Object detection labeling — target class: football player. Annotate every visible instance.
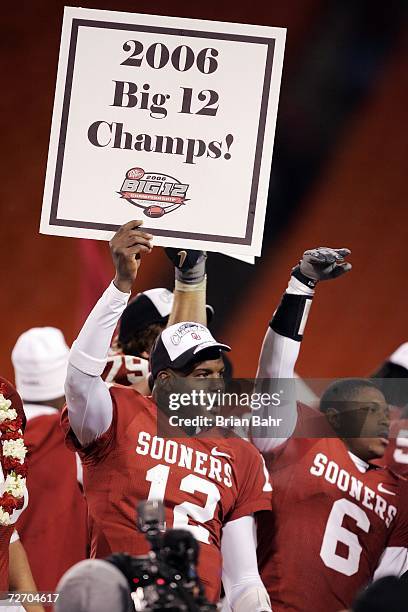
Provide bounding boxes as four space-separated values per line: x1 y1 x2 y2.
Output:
102 287 172 388
62 221 272 612
253 248 408 612
102 248 209 393
11 327 87 594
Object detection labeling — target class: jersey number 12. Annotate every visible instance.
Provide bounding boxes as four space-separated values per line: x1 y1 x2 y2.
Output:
146 464 220 544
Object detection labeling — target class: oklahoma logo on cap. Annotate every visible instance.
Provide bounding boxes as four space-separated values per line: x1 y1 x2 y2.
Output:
151 322 231 379
170 323 205 347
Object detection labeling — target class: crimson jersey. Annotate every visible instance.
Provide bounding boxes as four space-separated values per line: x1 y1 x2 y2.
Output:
102 349 149 386
16 406 88 592
0 377 26 590
61 386 272 602
257 404 408 612
0 526 14 591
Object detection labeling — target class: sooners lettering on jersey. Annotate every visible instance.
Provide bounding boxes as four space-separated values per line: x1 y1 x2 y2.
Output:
61 387 272 602
102 349 149 386
257 404 408 612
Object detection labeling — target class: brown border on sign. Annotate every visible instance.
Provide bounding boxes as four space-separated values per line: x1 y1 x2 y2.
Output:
49 19 276 244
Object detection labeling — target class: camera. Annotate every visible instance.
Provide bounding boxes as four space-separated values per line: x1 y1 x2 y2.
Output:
106 500 217 612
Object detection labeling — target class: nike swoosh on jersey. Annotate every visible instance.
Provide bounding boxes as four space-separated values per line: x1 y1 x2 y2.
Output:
177 250 187 268
211 447 231 459
378 483 396 496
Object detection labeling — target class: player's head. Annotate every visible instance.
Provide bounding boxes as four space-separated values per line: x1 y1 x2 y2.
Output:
118 288 174 358
150 322 230 382
118 289 215 360
11 327 69 409
320 378 390 461
149 322 230 418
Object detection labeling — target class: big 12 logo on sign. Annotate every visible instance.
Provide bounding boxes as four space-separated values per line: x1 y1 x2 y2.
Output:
118 167 189 218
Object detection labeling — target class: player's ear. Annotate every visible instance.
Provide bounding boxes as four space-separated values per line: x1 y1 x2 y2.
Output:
157 370 170 381
154 370 174 391
152 370 173 403
325 406 341 431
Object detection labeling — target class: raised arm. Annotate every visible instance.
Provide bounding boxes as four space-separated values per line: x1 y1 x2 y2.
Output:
65 221 153 446
253 247 352 453
165 249 207 326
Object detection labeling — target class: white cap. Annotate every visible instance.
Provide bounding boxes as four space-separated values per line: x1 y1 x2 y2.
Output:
150 321 230 379
143 288 174 316
11 327 69 401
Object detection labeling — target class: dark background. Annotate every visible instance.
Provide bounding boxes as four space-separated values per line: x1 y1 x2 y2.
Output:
1 0 407 380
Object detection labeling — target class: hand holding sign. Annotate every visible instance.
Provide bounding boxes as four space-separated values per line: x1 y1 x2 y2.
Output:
110 220 153 293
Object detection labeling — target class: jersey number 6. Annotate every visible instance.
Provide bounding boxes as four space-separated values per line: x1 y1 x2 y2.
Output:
320 499 370 576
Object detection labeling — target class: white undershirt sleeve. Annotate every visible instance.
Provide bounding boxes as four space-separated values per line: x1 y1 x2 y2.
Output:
256 327 300 380
69 281 130 376
221 515 271 611
252 328 300 454
252 278 314 454
10 530 19 544
65 365 114 446
65 281 130 446
373 546 408 580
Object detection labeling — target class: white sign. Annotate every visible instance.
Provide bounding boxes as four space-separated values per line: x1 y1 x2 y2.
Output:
40 7 286 259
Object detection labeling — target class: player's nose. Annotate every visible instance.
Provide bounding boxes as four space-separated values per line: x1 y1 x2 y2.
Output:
379 409 390 429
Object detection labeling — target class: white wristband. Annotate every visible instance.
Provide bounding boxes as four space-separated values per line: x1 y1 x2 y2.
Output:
286 275 315 297
174 276 207 292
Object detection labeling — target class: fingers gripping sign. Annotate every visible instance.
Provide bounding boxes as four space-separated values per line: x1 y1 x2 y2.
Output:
110 220 153 292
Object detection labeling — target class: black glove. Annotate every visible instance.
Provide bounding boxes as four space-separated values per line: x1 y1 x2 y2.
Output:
292 247 352 287
165 248 207 284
